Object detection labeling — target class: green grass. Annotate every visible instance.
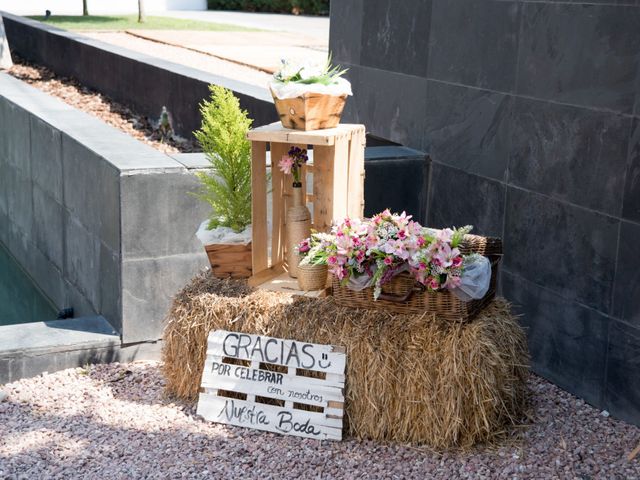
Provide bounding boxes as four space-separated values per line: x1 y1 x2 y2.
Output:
27 15 260 31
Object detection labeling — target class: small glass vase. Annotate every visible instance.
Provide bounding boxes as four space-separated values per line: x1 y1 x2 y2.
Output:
286 183 311 278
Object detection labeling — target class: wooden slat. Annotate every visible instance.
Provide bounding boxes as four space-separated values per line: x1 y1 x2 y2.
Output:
197 394 343 440
332 135 350 222
347 127 366 219
312 144 334 232
247 122 364 146
202 358 345 405
251 141 268 274
247 263 285 287
254 271 326 298
269 143 288 267
207 330 347 374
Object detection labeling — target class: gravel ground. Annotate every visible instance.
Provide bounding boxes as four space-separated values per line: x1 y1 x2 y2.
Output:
1 362 639 479
7 59 199 154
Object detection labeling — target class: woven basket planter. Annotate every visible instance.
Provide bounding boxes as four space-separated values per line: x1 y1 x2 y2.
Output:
204 242 252 279
297 263 329 291
271 90 347 131
331 233 503 321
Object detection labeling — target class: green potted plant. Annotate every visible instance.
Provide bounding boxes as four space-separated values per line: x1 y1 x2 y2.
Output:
194 85 253 278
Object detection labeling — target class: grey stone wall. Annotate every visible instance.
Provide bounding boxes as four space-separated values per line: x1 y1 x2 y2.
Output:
331 0 640 425
0 73 209 344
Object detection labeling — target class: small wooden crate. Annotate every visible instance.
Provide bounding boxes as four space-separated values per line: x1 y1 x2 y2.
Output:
247 122 366 289
204 243 252 279
271 90 347 131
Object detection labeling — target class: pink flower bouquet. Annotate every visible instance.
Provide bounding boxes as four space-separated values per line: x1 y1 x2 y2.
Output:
318 210 473 299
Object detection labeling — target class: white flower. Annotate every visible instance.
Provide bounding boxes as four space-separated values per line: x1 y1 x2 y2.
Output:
298 60 324 80
276 58 300 81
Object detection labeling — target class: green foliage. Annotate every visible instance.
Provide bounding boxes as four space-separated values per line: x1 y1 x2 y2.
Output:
206 0 329 15
194 85 253 233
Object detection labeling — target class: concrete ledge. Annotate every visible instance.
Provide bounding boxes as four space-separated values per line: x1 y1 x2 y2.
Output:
0 316 119 356
0 71 210 350
0 316 162 384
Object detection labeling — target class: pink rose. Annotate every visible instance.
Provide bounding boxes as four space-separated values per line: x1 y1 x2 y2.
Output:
328 255 337 265
452 256 463 267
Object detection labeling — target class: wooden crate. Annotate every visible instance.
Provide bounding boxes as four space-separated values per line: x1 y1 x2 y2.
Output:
247 122 366 289
271 91 347 131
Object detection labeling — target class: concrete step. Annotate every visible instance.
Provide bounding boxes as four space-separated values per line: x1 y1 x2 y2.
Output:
0 316 160 384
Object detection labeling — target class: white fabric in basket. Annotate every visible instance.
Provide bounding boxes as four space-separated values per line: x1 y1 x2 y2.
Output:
269 78 353 100
450 254 492 301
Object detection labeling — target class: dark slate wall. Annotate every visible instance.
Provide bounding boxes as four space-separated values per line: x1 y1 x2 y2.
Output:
331 0 640 425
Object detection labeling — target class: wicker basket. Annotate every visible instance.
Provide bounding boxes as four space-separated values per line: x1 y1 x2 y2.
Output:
458 233 502 256
331 232 503 320
297 263 329 291
332 256 501 321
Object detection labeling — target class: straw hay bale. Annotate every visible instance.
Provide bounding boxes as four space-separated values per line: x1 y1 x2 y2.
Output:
163 272 529 448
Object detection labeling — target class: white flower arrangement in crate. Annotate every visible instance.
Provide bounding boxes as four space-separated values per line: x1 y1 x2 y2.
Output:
268 56 353 131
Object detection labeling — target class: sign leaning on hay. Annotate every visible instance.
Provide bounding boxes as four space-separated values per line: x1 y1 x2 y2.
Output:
197 330 346 440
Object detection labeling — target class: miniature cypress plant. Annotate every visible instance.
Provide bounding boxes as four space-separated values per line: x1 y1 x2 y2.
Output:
194 85 253 233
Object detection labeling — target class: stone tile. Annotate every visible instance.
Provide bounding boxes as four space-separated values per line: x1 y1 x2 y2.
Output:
422 81 512 181
605 320 640 425
428 0 520 92
32 185 64 267
64 214 101 310
167 152 211 170
1 99 30 176
5 166 33 239
0 210 8 247
24 245 65 311
63 280 97 319
504 187 619 313
120 171 209 259
364 148 430 224
61 134 121 250
509 98 630 216
612 221 640 325
350 65 427 148
517 3 640 113
427 164 505 237
0 156 8 218
30 115 63 203
622 119 640 223
502 271 608 407
121 253 208 343
337 64 360 124
360 0 432 77
329 0 363 66
99 244 122 335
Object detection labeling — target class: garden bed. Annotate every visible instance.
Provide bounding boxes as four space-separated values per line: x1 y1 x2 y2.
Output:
7 57 200 154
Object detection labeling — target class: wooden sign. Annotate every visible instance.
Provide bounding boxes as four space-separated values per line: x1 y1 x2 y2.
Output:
0 16 12 70
197 330 346 440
